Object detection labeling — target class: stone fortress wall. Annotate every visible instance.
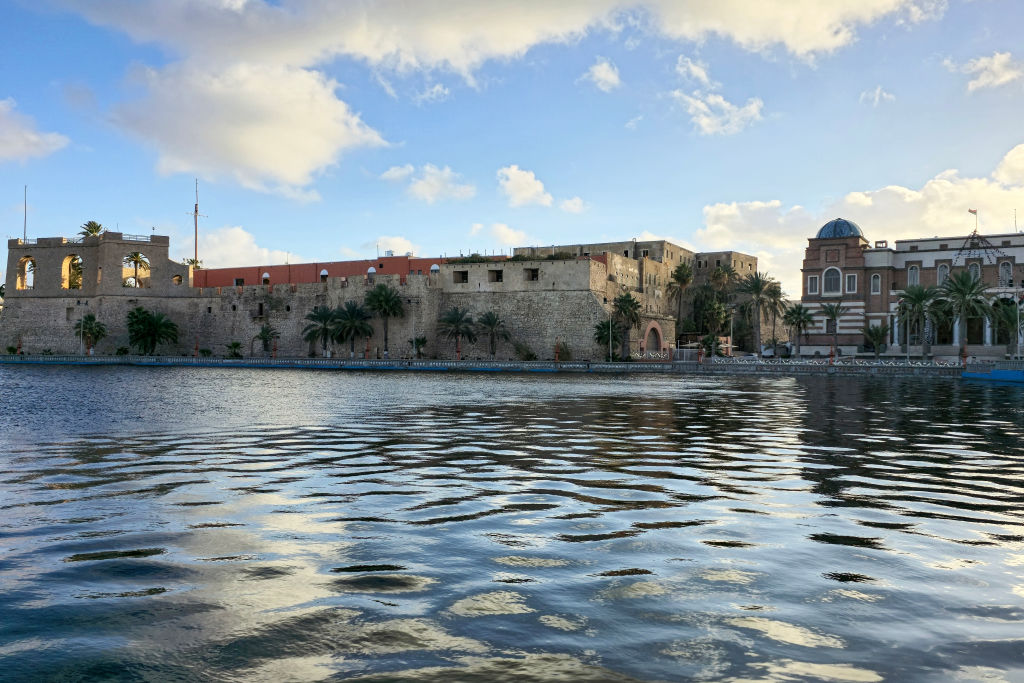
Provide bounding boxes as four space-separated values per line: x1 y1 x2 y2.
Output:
0 232 729 360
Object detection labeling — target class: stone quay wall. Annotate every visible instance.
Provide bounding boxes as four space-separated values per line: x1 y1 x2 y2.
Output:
2 247 675 361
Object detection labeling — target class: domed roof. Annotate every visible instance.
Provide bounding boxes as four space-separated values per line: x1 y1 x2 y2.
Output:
816 218 864 239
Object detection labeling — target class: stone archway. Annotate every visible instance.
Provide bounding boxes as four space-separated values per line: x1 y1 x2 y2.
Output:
640 320 664 356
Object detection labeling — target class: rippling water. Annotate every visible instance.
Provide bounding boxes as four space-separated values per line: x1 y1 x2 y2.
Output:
2 367 1023 682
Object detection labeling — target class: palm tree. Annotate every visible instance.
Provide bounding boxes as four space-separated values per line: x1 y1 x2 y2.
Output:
365 284 404 358
594 319 624 361
73 313 107 354
991 300 1023 358
666 262 694 333
182 258 203 269
438 307 476 360
409 335 427 359
123 252 150 288
820 302 847 354
334 301 373 358
126 307 178 355
736 271 775 357
225 341 244 358
941 270 992 358
782 304 814 358
476 311 511 358
251 323 280 356
710 264 737 293
765 281 785 354
863 323 890 360
302 306 337 357
79 221 104 237
897 285 941 357
613 293 642 360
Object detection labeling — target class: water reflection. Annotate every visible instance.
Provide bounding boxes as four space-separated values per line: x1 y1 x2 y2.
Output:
0 369 1023 681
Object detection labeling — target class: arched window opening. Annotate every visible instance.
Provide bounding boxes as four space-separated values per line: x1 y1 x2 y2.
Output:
16 256 36 290
969 263 980 281
429 264 440 273
823 267 841 294
172 274 183 286
320 268 329 283
62 254 83 290
122 252 150 288
938 264 949 284
871 273 881 294
262 272 270 285
907 265 919 287
367 267 377 274
999 261 1012 287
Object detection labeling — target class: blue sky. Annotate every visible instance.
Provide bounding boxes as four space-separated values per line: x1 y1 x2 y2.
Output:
2 0 1023 294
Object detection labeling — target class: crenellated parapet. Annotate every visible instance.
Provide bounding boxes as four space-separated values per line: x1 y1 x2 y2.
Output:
5 233 192 299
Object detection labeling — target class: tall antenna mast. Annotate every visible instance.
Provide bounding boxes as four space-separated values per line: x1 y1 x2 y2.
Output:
186 178 206 264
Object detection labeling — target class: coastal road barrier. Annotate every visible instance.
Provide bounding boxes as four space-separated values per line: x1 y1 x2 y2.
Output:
0 354 967 378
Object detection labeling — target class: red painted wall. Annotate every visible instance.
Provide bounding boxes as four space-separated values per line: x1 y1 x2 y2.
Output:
191 255 501 288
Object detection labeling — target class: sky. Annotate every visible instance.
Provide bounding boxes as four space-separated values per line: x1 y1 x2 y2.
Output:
2 0 1023 296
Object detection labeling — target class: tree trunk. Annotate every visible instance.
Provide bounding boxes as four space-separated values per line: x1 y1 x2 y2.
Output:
620 329 629 361
383 318 389 357
457 335 462 361
920 312 929 357
752 304 761 357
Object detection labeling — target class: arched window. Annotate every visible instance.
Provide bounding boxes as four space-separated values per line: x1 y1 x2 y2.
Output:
261 272 270 285
908 265 919 287
871 273 881 294
823 267 841 294
16 256 35 290
999 261 1012 287
938 264 949 284
319 268 329 283
61 254 83 290
171 274 182 286
367 267 376 274
969 263 980 281
429 264 440 273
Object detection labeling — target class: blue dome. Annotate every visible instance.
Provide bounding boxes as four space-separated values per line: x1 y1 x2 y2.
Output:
816 218 864 239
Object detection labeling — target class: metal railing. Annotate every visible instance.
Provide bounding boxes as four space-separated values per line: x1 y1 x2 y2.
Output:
711 356 962 368
121 234 152 242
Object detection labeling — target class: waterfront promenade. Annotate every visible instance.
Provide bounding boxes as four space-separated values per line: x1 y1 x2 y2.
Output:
0 354 965 378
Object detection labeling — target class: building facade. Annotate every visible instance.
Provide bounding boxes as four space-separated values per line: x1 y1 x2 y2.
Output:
2 234 756 360
801 218 1024 358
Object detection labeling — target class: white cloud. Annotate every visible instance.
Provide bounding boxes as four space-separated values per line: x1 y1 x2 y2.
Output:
0 98 69 163
945 51 1023 92
859 85 895 106
69 1 939 73
670 90 763 135
582 58 621 92
675 55 715 88
647 0 943 60
625 115 643 129
114 63 384 198
993 143 1024 186
407 163 476 203
368 235 420 256
469 222 483 235
560 196 587 213
415 83 450 103
190 226 299 268
380 164 415 181
491 222 530 246
497 165 553 207
696 142 1024 296
63 1 944 195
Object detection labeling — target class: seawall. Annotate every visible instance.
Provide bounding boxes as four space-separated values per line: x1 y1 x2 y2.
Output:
0 355 965 378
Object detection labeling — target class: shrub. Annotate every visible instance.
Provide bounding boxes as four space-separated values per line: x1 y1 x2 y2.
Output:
5 346 16 355
554 340 572 361
116 346 130 355
514 342 537 361
198 348 212 357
